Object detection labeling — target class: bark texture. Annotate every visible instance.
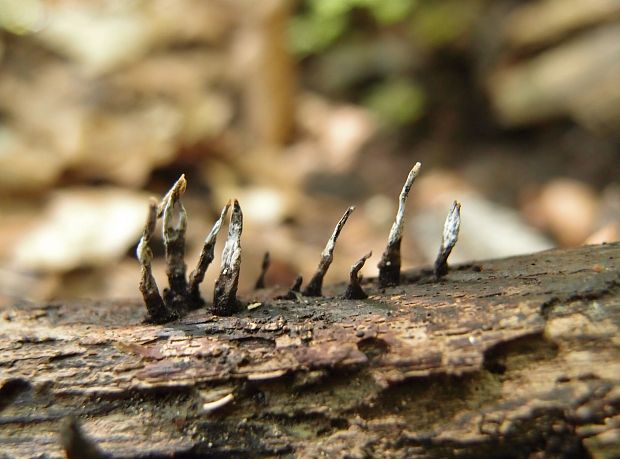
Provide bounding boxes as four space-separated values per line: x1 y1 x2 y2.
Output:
1 243 619 459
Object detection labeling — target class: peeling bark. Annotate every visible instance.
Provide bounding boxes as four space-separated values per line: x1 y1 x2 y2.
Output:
1 243 619 458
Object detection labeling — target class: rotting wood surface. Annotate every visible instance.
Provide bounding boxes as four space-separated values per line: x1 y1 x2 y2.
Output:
1 243 619 459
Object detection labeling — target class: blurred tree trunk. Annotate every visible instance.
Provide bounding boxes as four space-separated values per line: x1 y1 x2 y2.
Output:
1 243 619 458
240 0 296 147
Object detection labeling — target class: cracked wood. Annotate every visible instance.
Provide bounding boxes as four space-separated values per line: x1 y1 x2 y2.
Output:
0 243 619 458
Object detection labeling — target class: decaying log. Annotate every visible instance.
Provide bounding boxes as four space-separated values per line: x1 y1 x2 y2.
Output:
1 243 619 458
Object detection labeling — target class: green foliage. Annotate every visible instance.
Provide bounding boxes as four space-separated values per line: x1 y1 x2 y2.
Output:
289 0 416 56
290 0 483 56
409 0 482 48
367 0 417 24
290 0 482 128
363 79 425 126
288 11 348 57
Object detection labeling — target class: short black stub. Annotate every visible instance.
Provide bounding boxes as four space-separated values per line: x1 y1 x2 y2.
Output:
344 251 372 300
255 252 271 290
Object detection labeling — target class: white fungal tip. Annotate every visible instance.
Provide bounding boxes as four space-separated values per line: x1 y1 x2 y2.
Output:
442 200 461 248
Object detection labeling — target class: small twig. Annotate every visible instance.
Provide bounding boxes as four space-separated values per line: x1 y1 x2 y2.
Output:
187 202 231 305
434 201 461 279
303 206 355 297
378 162 421 288
213 200 243 316
276 275 303 300
254 252 271 290
162 175 188 304
137 199 174 323
60 417 109 459
344 251 372 300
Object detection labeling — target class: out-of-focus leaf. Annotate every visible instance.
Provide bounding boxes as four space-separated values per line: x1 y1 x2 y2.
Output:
504 0 620 49
488 24 620 129
521 179 600 247
310 0 352 17
409 0 482 49
0 126 66 192
363 79 425 126
36 5 153 75
0 0 44 35
288 12 347 56
289 0 416 56
367 0 416 25
13 188 149 272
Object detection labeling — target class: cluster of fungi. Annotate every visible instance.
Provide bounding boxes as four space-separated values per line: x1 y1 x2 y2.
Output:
136 162 461 324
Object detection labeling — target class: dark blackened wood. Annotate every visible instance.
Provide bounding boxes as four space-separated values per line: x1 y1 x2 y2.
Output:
1 243 619 458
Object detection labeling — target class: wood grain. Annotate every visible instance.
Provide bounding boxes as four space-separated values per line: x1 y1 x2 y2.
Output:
1 243 619 458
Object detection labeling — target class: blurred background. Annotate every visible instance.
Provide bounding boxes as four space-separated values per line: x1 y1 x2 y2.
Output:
0 0 618 303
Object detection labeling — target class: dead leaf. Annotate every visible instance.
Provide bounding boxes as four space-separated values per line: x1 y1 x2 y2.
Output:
13 188 149 272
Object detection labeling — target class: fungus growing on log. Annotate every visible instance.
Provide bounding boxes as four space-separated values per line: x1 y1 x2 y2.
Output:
302 206 355 297
344 251 372 299
136 177 238 321
212 199 244 316
136 162 460 323
378 162 421 288
434 200 462 279
254 251 271 290
188 202 231 305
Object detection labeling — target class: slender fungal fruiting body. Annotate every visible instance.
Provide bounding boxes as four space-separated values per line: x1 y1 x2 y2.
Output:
344 251 372 300
162 175 188 308
434 201 462 278
303 206 355 297
61 417 109 459
254 252 271 290
137 198 175 323
136 163 460 323
136 176 234 321
212 200 243 316
188 202 231 306
276 275 303 300
378 162 421 288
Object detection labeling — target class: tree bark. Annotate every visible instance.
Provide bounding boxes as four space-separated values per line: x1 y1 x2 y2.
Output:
1 243 619 459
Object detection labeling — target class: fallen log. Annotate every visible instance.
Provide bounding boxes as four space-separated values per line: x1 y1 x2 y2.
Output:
1 243 619 458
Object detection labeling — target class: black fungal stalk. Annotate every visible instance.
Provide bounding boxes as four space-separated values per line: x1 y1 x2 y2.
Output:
135 167 461 323
434 200 461 279
303 206 355 297
276 275 303 300
344 251 372 300
213 199 243 316
187 201 231 306
254 251 271 290
60 417 109 459
378 162 421 288
162 174 188 308
137 176 232 322
290 275 303 293
137 198 176 323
